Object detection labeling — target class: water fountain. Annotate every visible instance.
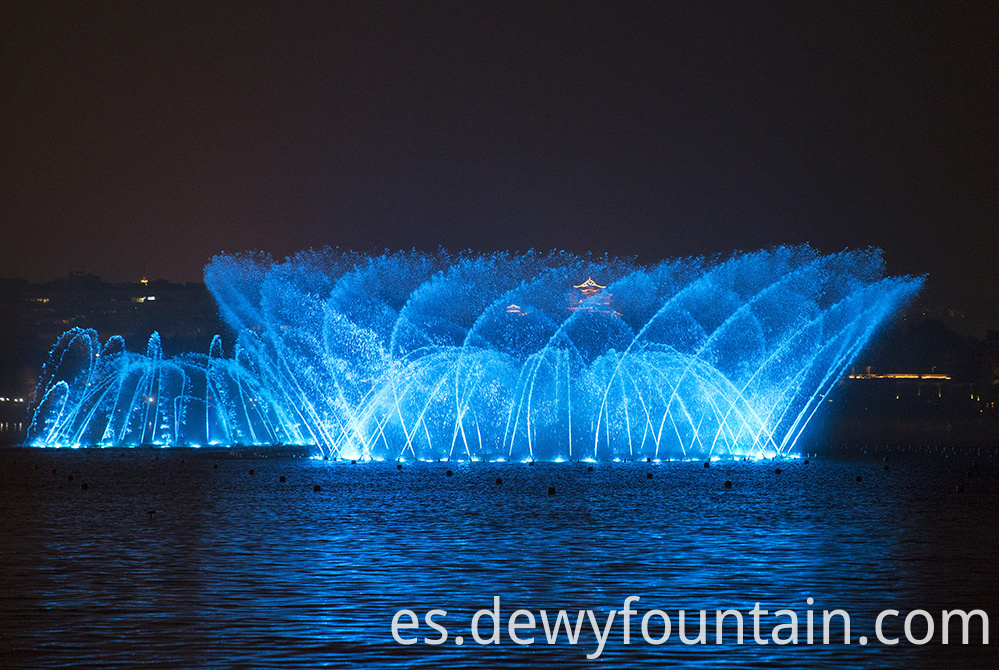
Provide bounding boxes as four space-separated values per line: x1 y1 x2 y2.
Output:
27 246 922 460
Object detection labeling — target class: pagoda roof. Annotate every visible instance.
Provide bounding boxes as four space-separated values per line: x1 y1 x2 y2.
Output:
573 277 606 290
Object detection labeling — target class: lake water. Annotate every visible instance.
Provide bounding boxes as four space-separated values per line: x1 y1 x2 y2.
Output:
1 446 996 668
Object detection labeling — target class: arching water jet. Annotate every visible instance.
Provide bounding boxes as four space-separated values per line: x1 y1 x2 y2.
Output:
27 246 922 461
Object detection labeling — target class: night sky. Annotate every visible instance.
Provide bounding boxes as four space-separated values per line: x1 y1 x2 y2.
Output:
2 2 996 332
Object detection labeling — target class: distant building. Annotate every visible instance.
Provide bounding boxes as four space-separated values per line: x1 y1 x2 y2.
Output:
505 303 526 316
568 277 619 316
840 367 977 404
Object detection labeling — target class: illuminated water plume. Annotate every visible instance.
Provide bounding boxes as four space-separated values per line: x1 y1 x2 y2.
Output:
28 246 922 460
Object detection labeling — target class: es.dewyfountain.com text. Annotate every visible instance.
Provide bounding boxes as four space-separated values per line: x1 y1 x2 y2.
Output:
392 597 989 660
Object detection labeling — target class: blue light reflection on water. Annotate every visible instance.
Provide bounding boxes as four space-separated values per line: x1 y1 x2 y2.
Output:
0 448 995 668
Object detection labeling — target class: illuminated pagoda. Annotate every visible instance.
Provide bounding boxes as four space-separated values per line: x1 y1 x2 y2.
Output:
568 277 616 314
505 303 526 316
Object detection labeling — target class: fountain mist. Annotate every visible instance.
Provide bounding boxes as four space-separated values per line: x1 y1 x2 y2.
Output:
28 246 922 460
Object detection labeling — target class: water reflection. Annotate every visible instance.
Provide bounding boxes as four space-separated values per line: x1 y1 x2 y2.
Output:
0 449 995 668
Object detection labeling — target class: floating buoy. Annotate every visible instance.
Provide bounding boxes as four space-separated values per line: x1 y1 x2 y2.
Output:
724 480 732 489
80 482 88 490
804 459 809 465
445 470 453 477
248 469 255 475
495 477 502 485
279 475 286 482
351 460 357 465
855 475 863 482
529 461 535 467
146 508 156 518
313 484 321 492
704 461 710 468
955 484 965 493
547 486 555 495
884 465 889 471
646 472 653 479
396 464 403 470
67 474 74 482
587 465 594 472
774 468 782 475
646 457 652 463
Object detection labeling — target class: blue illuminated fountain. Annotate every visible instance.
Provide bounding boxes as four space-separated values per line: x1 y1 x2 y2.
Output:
27 246 922 460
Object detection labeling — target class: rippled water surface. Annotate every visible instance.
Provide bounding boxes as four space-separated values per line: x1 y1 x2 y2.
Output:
1 447 996 668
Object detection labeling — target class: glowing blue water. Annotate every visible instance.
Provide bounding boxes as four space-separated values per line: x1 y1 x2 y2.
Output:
28 246 922 459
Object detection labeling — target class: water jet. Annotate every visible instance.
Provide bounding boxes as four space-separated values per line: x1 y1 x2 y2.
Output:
26 246 921 461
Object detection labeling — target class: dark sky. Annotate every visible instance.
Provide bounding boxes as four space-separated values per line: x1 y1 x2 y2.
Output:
2 1 996 331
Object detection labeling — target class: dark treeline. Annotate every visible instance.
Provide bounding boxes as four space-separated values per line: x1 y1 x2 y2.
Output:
0 274 227 406
810 319 999 448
